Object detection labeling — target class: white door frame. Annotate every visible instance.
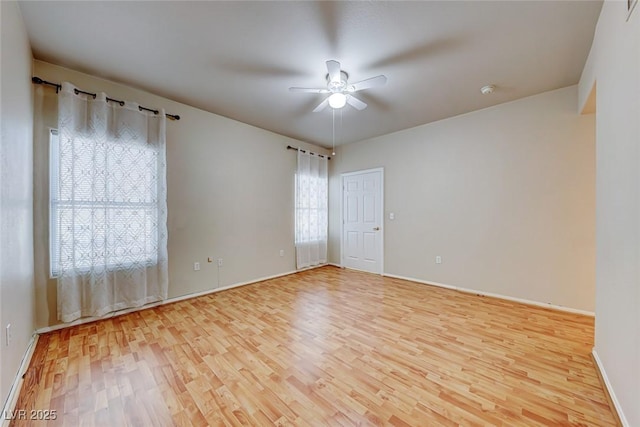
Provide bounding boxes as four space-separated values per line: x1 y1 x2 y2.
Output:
340 167 384 274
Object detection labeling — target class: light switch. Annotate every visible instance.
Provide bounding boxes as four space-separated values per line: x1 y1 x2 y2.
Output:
389 212 395 220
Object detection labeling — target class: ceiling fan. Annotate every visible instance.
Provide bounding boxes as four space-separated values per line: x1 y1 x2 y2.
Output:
289 60 387 112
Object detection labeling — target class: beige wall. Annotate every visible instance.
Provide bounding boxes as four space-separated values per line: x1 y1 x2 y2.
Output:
579 1 640 425
329 86 596 312
32 61 328 329
0 1 36 407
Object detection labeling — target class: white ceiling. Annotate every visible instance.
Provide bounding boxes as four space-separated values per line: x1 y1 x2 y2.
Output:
19 1 602 148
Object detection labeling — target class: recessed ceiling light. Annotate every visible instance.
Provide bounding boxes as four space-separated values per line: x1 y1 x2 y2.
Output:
481 85 496 95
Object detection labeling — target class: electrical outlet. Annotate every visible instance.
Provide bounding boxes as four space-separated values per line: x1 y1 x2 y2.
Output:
5 323 11 347
194 262 200 271
435 256 442 264
217 258 223 267
279 249 284 257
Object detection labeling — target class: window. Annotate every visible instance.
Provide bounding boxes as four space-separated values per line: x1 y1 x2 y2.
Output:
49 128 161 277
294 172 328 244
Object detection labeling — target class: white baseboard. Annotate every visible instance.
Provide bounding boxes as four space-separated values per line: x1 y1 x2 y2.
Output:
36 268 305 334
295 263 330 273
592 349 628 426
327 263 342 268
1 334 38 427
382 273 595 317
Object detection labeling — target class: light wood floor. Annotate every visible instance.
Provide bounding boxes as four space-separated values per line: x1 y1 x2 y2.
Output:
12 266 617 426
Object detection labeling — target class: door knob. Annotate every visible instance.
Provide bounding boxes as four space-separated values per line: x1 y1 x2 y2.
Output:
373 227 380 231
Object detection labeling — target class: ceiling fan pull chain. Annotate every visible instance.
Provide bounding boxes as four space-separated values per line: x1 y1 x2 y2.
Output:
340 108 343 144
332 108 336 156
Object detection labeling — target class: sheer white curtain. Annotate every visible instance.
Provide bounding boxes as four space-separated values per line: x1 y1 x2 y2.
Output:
295 150 328 269
54 82 168 322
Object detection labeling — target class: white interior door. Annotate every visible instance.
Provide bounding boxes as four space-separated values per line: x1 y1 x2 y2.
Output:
342 169 383 274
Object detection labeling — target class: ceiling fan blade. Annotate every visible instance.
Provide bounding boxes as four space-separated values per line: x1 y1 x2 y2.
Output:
347 75 387 92
289 87 329 93
313 97 330 112
326 60 341 83
346 95 367 111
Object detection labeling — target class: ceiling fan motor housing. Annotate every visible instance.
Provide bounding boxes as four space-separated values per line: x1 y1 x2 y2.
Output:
327 71 349 92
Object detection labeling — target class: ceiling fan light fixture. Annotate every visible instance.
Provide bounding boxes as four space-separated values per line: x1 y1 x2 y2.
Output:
328 92 347 109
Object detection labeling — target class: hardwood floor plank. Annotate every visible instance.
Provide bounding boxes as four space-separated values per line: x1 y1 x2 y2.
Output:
11 266 618 426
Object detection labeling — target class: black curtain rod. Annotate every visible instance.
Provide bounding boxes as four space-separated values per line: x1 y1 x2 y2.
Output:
31 76 180 121
286 145 331 160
